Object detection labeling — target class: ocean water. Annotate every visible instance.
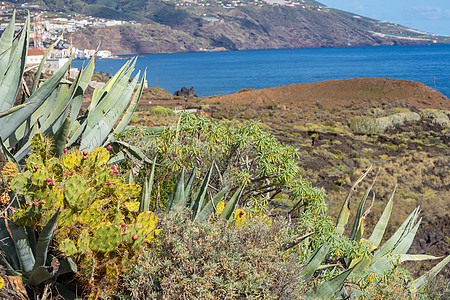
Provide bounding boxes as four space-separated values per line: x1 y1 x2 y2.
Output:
72 44 450 98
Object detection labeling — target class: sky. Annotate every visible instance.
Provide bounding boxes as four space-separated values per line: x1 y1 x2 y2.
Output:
319 0 450 36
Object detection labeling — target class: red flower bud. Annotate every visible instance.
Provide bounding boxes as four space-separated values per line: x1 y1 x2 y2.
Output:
83 151 88 156
26 201 31 206
132 235 138 241
239 211 245 216
66 171 70 175
64 149 68 154
9 207 13 211
33 202 39 206
45 178 51 182
106 181 111 186
113 169 119 174
107 145 112 150
48 181 55 187
83 156 87 160
120 222 126 227
40 200 45 205
34 165 39 170
123 230 129 235
111 165 116 169
60 249 65 254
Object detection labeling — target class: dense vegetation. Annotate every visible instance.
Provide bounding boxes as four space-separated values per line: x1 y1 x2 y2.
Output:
0 13 449 300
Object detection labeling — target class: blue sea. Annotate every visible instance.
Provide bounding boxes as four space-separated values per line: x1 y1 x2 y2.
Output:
72 44 450 98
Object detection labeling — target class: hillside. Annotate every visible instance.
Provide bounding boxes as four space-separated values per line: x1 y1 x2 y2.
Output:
137 78 450 277
17 0 450 54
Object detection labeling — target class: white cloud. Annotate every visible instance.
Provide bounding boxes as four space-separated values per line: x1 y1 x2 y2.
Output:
410 6 450 20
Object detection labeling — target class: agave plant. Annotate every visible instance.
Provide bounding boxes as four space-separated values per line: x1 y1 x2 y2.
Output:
0 13 145 163
139 160 247 221
0 210 76 291
322 166 450 298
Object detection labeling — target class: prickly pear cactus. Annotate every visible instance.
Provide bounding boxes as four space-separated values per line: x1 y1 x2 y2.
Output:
64 175 88 209
91 224 123 253
9 134 159 298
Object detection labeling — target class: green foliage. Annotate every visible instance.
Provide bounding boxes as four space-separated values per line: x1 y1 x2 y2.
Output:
9 134 156 298
387 112 421 126
349 116 393 134
119 211 304 299
149 105 175 116
120 113 326 213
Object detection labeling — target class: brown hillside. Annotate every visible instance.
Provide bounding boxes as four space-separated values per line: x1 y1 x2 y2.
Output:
205 78 449 110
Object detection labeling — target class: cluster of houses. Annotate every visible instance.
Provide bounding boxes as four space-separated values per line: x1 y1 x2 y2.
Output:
177 0 326 9
0 1 134 61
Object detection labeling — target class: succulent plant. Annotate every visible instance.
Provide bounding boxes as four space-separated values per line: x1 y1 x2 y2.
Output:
0 14 146 164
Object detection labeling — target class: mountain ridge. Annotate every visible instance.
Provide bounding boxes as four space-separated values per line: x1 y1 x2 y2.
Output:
16 0 450 54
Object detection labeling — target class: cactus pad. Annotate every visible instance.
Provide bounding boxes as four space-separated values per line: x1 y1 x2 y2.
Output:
64 175 88 209
91 224 123 253
59 239 78 257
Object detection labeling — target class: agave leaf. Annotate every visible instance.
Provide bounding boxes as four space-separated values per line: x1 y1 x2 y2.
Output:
0 15 28 115
349 169 379 240
33 210 59 272
300 238 331 281
413 255 450 290
0 137 19 168
85 58 132 115
309 264 358 299
105 70 146 146
183 168 197 203
191 164 214 219
350 256 372 280
336 166 372 235
1 56 72 142
220 181 246 220
27 266 53 286
31 38 61 94
6 220 35 274
372 208 419 262
0 103 31 119
368 192 394 248
282 232 315 251
166 167 185 213
396 254 441 263
26 227 37 258
0 12 16 78
196 185 230 222
56 257 78 277
0 219 19 271
139 157 156 213
70 58 95 130
0 255 19 276
80 69 139 151
367 219 422 277
50 118 70 158
56 282 78 300
112 140 153 164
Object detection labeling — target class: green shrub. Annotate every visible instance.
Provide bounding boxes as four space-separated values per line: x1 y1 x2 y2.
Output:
420 109 448 120
391 107 412 114
119 211 304 299
149 106 175 116
388 112 421 126
432 117 450 127
349 117 393 134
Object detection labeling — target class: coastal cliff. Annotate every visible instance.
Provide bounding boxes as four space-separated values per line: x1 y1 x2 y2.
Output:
67 3 450 55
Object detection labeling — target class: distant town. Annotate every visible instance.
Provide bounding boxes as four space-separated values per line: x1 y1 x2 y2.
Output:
0 0 441 69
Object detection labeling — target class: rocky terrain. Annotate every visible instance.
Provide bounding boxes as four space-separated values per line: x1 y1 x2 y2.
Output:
136 78 450 277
